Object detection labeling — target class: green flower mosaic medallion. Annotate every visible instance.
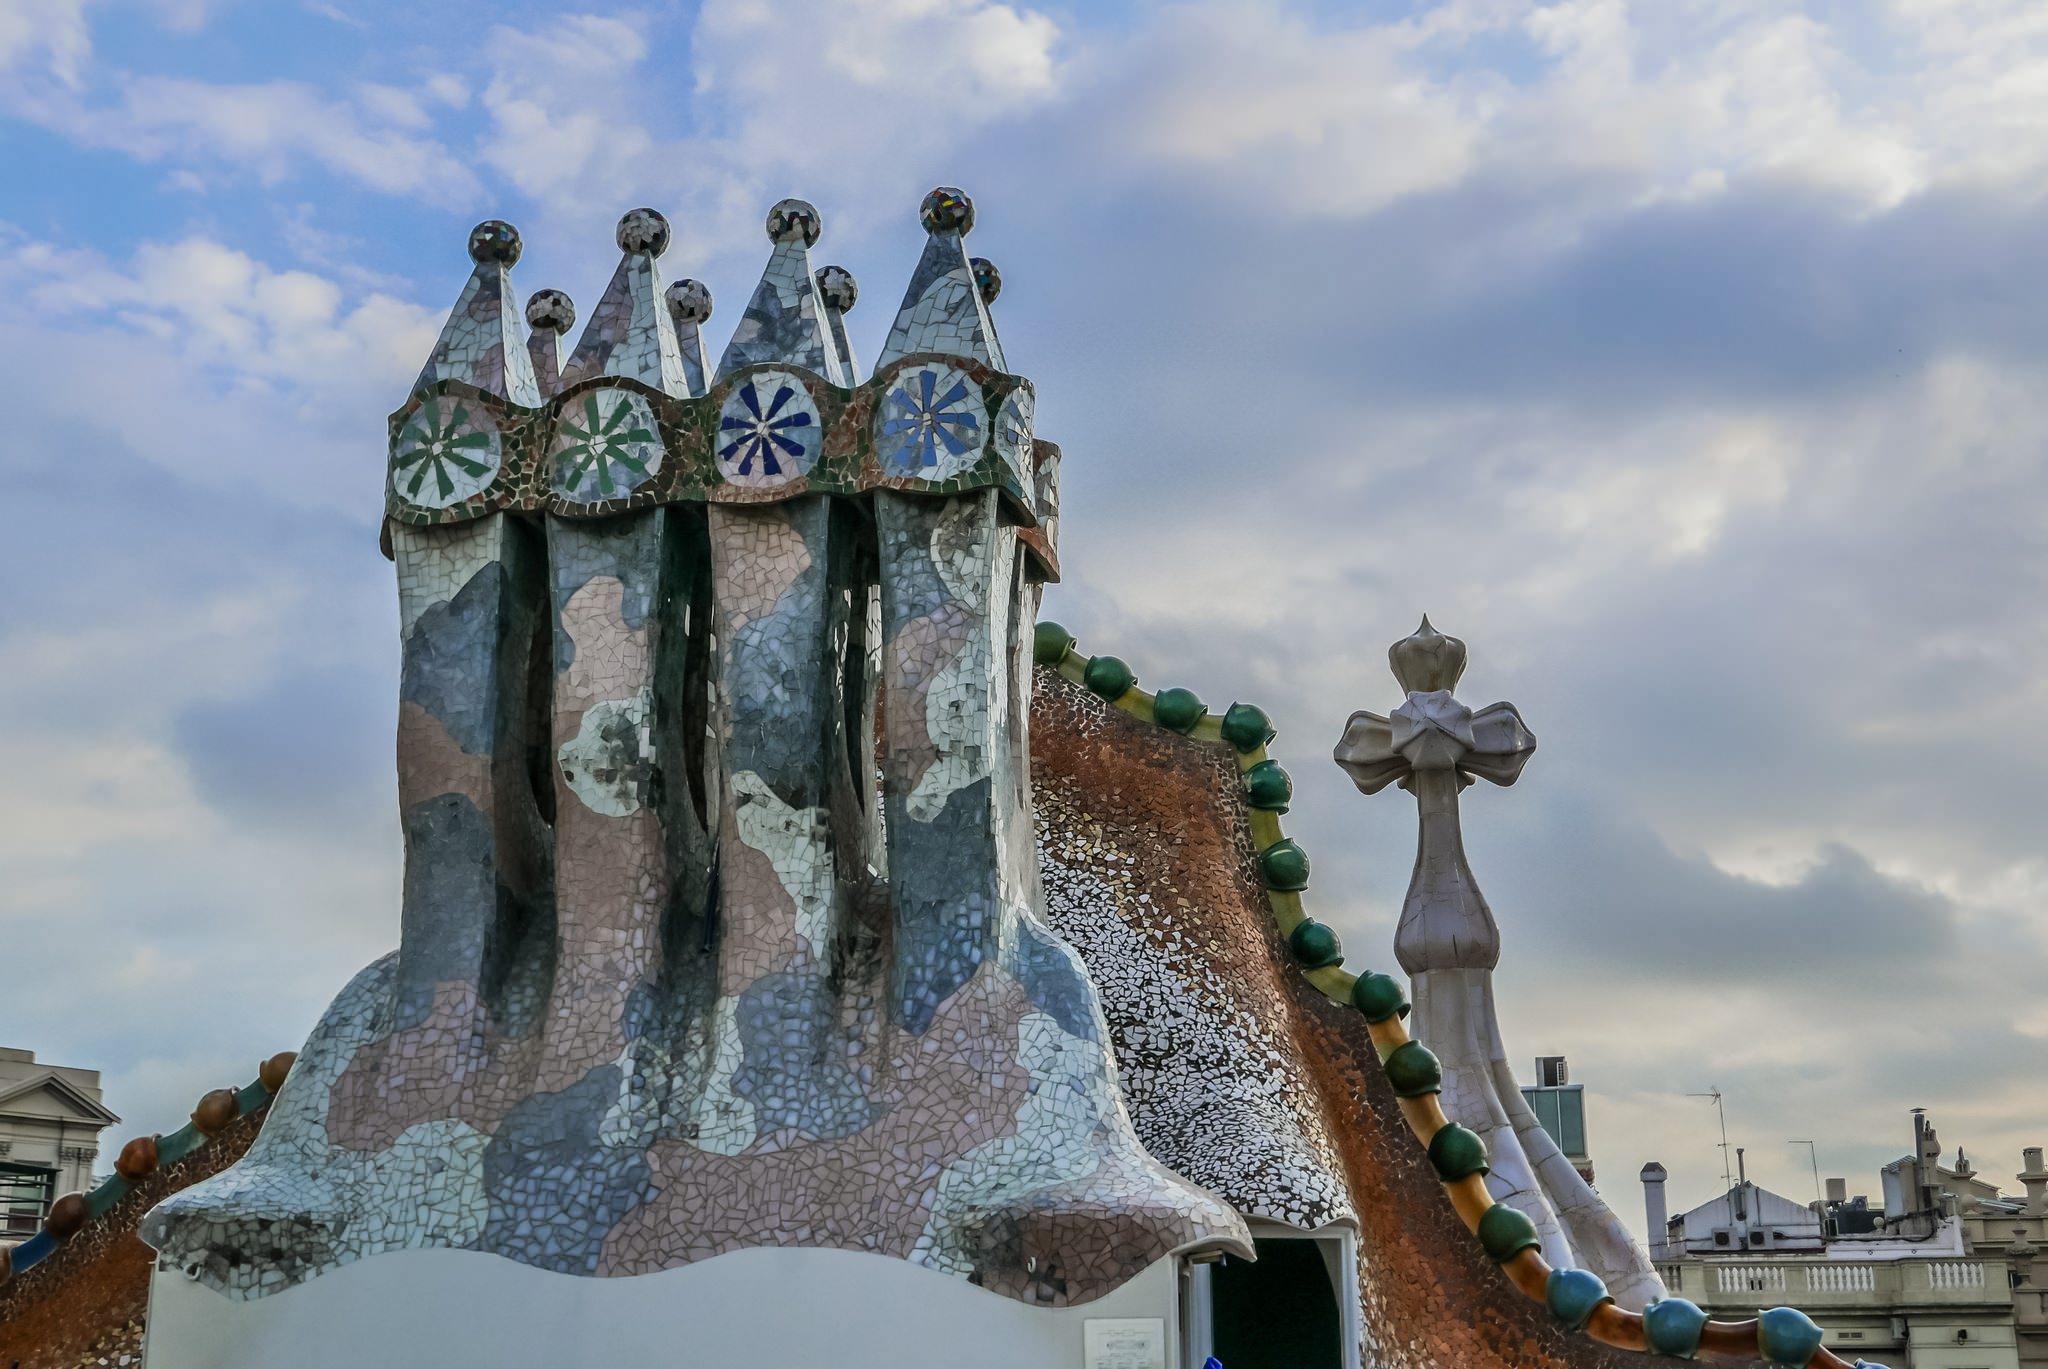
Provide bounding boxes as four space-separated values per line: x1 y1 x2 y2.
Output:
392 396 501 509
552 388 663 502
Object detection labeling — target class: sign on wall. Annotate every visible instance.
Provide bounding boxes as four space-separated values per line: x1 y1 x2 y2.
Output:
1084 1318 1167 1369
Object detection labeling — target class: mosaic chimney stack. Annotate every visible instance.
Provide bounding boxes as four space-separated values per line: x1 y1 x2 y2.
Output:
1334 619 1662 1309
143 190 1245 1304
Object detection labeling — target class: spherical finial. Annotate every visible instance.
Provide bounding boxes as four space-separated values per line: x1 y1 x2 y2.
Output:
616 207 671 255
468 220 522 265
920 187 975 236
815 265 858 312
970 256 1001 305
525 288 575 334
259 1051 297 1094
115 1134 160 1181
1388 615 1468 693
766 198 822 247
190 1087 240 1136
665 278 713 324
45 1194 87 1241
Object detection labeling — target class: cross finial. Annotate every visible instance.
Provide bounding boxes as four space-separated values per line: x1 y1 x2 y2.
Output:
1335 620 1532 797
1332 620 1535 972
1329 621 1665 1305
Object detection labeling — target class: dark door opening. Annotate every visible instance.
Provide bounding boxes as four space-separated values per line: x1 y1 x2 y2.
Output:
1207 1237 1344 1369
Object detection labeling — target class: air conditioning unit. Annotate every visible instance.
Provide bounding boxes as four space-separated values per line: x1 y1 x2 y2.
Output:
1536 1056 1569 1087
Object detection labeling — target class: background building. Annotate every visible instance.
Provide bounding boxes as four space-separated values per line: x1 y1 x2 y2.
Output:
0 1048 117 1246
1644 1112 2048 1369
1522 1056 1595 1185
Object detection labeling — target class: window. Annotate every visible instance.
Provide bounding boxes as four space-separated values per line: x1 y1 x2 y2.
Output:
1187 1227 1358 1369
1519 1085 1587 1159
1 1163 57 1238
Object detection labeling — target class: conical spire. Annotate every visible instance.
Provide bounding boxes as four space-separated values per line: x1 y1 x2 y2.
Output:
663 278 713 397
524 289 574 400
874 188 1005 373
560 208 688 396
414 220 541 406
716 198 845 384
815 265 860 384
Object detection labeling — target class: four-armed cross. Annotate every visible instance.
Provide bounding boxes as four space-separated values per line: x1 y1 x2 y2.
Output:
1334 617 1536 976
1331 616 1663 1310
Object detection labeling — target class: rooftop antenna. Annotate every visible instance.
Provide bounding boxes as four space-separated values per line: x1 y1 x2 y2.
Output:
1790 1139 1823 1210
1689 1088 1735 1226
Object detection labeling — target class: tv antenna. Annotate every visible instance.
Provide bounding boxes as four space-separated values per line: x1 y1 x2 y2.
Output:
1688 1088 1735 1210
1789 1139 1823 1209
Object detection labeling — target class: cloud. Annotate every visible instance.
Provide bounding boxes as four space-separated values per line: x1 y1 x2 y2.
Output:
60 76 483 203
475 15 657 217
0 0 94 85
0 226 408 1140
0 0 479 205
1 227 439 510
473 0 1067 255
1076 0 1484 216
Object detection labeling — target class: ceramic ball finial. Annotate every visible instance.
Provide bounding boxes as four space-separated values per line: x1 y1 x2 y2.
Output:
524 288 575 334
815 265 858 312
665 278 713 324
468 220 521 265
920 186 975 236
766 198 822 247
616 207 670 256
970 256 1001 305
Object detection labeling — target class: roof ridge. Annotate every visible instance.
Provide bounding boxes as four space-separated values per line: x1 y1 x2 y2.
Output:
1033 622 1862 1369
0 1053 294 1296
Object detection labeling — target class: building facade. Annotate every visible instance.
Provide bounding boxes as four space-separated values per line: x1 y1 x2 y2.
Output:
1521 1056 1595 1186
1644 1115 2048 1369
0 1049 117 1246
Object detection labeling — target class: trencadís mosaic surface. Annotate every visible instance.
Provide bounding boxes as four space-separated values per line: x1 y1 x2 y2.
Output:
142 190 1242 1306
381 198 1051 555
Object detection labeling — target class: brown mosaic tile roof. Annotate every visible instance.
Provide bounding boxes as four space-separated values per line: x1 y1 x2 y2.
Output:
0 1103 267 1369
1030 666 1768 1369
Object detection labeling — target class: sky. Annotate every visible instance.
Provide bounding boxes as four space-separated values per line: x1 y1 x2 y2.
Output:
1 0 2045 1246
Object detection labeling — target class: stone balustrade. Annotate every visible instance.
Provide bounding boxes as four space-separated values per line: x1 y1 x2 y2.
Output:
1662 1258 2011 1310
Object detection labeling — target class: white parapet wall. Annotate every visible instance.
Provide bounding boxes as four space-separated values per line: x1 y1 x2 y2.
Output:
142 1246 1182 1369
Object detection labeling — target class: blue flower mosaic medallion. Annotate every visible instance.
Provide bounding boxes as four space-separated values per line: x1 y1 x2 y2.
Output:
551 388 663 503
391 396 501 510
716 369 821 489
993 384 1034 490
875 361 985 480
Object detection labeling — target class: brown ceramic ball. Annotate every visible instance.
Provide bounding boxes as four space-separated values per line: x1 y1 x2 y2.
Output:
260 1052 297 1093
115 1134 160 1180
191 1088 241 1135
45 1192 88 1240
